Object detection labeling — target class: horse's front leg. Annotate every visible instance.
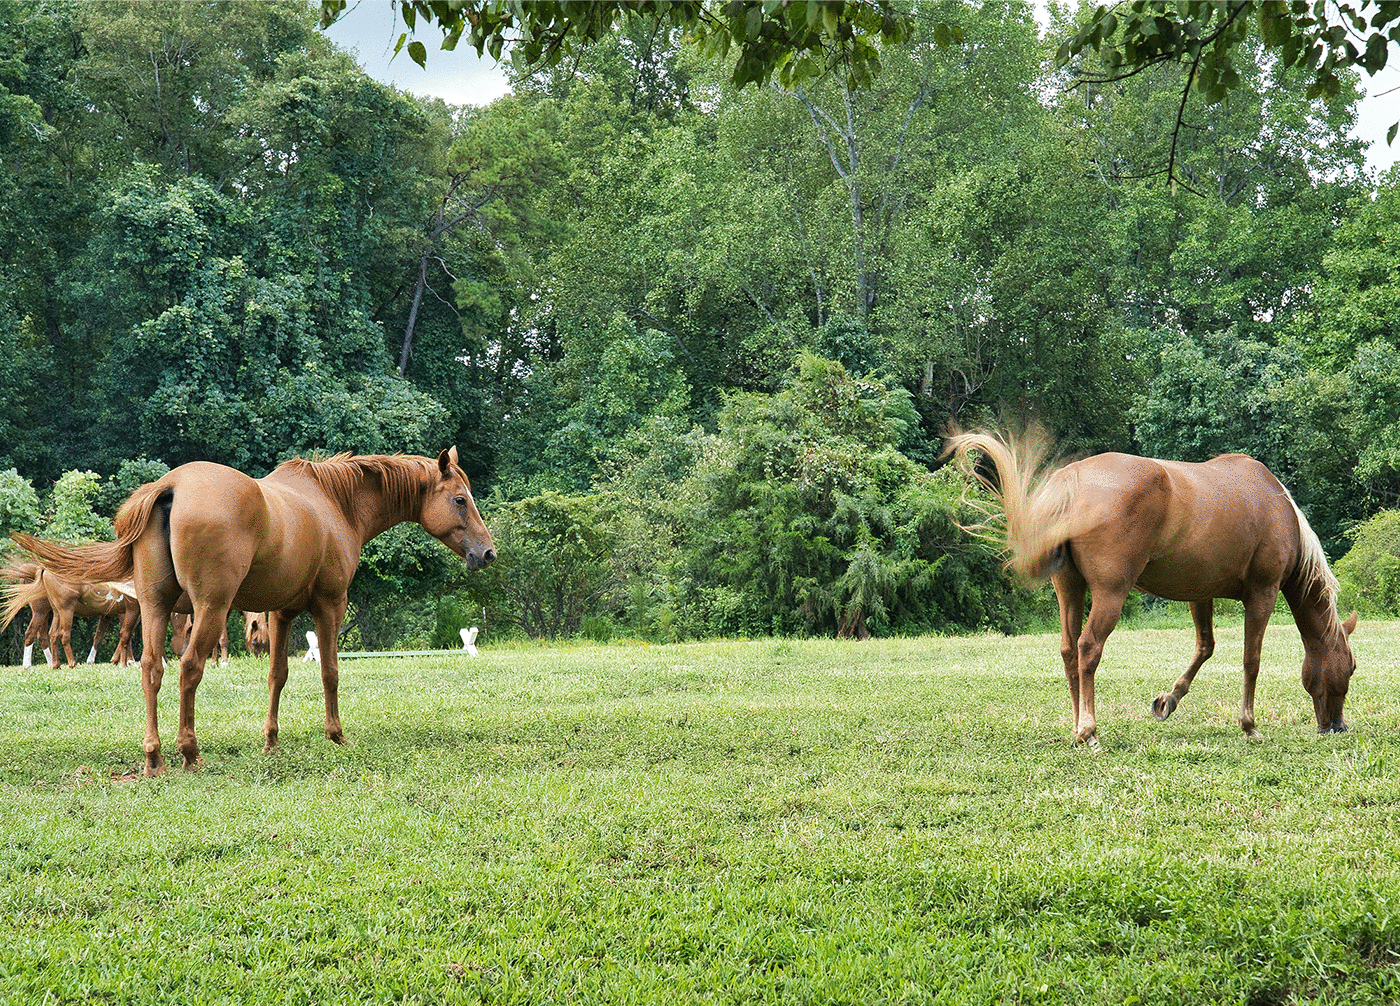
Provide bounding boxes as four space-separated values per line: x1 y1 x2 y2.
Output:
262 610 296 752
1154 599 1215 721
1238 589 1278 740
311 601 348 745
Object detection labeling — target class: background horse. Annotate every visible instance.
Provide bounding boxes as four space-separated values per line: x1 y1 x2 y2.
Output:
173 611 267 662
2 560 52 667
243 611 270 657
13 447 495 776
170 613 228 666
1 567 139 669
946 428 1357 745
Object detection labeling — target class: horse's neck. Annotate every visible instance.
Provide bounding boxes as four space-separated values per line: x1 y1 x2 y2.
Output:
1282 577 1342 651
348 464 426 545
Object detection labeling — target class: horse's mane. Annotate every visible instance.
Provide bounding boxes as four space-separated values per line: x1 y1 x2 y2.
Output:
276 453 435 520
1279 482 1341 624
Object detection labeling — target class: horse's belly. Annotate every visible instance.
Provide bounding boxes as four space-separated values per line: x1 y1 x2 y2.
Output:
1135 557 1246 602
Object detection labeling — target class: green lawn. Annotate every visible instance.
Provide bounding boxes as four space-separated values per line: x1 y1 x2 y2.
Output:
2 620 1398 1004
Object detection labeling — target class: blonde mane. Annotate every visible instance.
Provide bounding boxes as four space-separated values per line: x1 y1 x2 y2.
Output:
1279 483 1341 622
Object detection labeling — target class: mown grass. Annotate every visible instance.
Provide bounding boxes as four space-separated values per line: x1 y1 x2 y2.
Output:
2 620 1399 1004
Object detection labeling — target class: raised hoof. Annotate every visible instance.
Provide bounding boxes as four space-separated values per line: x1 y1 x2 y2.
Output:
1151 694 1177 721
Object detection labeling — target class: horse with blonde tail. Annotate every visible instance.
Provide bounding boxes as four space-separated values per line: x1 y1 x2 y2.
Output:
945 428 1357 746
12 448 495 776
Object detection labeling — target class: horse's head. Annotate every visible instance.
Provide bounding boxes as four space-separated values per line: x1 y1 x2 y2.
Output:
422 447 497 571
243 612 270 657
1302 610 1358 733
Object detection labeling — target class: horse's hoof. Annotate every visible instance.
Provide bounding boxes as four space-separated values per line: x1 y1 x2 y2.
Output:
1245 728 1263 741
1151 695 1176 721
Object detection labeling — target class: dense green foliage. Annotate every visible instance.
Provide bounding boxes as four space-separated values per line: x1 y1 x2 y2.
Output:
2 628 1400 1002
3 0 1397 642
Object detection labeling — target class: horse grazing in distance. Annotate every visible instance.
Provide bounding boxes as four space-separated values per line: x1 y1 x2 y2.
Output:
13 448 495 776
0 567 140 669
945 428 1357 746
1 560 52 667
170 612 228 666
243 611 270 658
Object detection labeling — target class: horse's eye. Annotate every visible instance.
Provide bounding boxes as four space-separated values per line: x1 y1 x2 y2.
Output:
454 495 468 507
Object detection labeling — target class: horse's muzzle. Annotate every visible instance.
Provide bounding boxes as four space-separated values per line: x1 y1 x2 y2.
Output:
466 547 496 571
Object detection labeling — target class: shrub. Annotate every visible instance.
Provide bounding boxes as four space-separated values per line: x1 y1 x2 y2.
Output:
1336 510 1400 616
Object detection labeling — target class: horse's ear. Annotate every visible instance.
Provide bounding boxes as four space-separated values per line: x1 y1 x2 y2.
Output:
437 447 459 476
1343 610 1358 636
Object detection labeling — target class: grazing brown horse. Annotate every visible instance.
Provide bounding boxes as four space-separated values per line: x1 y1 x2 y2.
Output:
243 611 270 657
946 428 1357 745
170 612 229 666
13 448 495 776
1 568 140 669
1 560 52 667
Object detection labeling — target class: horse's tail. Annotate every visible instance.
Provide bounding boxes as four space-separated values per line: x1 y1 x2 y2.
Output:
0 559 38 584
943 425 1083 584
0 576 45 632
9 480 169 592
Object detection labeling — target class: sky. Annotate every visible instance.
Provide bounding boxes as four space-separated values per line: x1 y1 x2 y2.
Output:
321 0 1398 174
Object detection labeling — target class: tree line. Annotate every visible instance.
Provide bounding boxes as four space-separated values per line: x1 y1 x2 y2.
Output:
3 0 1399 649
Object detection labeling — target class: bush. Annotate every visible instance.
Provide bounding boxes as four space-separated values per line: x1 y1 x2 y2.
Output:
1336 510 1400 616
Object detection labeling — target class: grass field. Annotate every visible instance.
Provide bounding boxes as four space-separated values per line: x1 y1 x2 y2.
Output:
2 618 1399 1004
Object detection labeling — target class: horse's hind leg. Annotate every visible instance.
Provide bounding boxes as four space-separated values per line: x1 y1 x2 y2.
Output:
173 608 234 770
1053 567 1087 740
1153 600 1215 721
1067 580 1133 747
136 600 172 775
132 542 180 776
88 614 110 664
52 608 76 669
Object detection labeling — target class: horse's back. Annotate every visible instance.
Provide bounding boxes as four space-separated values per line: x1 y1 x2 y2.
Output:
162 461 355 612
1057 451 1299 600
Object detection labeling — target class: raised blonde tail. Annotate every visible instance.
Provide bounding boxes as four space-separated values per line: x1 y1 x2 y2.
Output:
0 577 45 632
942 425 1081 584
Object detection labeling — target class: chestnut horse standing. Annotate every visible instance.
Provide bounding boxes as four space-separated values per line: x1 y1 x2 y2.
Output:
14 448 495 775
946 429 1357 745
